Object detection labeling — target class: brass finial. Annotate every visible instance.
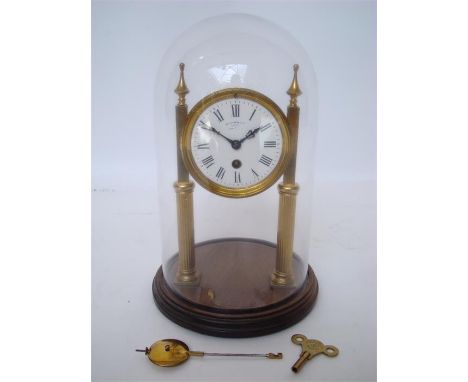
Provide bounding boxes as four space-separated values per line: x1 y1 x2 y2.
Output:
175 63 189 106
287 64 302 107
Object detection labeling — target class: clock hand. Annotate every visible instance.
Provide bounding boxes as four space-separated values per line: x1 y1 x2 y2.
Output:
239 127 261 144
199 122 242 150
199 123 235 144
212 127 235 144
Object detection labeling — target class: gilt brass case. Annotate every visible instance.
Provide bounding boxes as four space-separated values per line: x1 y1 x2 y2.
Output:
181 88 291 198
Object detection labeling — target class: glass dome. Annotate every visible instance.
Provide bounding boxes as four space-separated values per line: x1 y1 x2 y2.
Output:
152 13 319 337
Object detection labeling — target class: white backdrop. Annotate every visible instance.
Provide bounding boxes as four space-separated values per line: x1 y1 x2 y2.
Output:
92 0 375 190
92 1 376 381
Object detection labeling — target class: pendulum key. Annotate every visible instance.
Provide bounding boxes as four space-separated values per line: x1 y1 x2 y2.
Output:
136 339 282 367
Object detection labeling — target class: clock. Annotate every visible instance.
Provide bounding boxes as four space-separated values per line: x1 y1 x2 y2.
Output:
152 62 319 338
181 88 291 198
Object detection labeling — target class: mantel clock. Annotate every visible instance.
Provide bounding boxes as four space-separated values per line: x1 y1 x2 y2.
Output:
152 62 319 337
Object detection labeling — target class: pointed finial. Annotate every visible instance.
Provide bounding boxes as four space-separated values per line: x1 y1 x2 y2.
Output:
175 63 189 106
287 64 302 107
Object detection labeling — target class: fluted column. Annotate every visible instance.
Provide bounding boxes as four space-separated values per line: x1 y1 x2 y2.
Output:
272 64 302 287
174 63 199 285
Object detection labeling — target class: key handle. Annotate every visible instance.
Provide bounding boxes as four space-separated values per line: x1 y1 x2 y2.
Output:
291 334 339 373
291 334 339 358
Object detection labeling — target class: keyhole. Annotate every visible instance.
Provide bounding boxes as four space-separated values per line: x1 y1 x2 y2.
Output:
165 345 170 352
232 159 241 169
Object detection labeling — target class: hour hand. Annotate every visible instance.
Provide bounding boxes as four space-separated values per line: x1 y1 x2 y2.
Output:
240 127 261 143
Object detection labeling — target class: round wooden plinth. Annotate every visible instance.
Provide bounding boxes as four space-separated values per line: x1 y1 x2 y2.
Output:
152 238 318 338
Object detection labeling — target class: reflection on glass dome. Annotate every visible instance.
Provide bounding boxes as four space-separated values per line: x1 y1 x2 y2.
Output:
208 64 248 85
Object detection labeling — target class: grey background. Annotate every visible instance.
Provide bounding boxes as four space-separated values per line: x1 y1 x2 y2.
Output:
92 1 376 381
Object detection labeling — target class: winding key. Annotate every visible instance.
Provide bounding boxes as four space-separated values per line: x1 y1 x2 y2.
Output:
291 334 339 373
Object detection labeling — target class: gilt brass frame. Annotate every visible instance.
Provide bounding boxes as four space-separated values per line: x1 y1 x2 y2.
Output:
181 88 291 198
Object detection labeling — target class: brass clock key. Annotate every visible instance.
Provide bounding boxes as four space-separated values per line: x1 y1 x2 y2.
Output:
291 334 339 373
136 339 283 367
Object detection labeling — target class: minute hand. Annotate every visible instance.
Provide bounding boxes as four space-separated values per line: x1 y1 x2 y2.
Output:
200 125 235 145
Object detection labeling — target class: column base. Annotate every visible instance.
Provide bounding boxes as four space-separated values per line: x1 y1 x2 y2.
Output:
271 270 295 287
175 270 200 286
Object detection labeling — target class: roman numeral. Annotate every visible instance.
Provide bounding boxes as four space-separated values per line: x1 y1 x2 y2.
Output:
234 171 241 183
259 154 273 167
263 141 277 148
213 109 224 122
251 168 259 177
232 104 240 118
260 123 272 132
249 109 257 121
196 143 209 149
215 166 225 180
201 155 214 168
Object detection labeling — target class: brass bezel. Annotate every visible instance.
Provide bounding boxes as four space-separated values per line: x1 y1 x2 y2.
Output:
181 88 290 198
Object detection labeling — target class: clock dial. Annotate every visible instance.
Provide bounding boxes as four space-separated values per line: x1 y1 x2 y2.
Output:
190 98 283 189
182 89 290 198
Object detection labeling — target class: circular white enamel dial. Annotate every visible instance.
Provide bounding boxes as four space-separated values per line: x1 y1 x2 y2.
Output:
190 97 283 189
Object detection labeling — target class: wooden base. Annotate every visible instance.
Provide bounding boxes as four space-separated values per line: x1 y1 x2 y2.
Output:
152 238 318 338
